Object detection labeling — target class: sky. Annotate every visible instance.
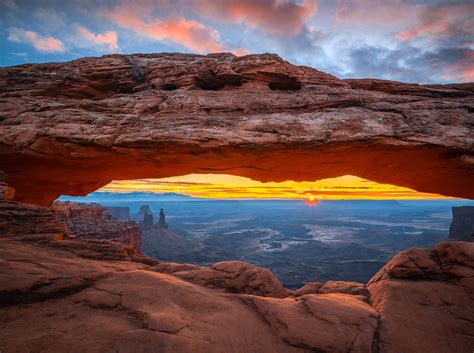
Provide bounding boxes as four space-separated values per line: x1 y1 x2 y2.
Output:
101 174 452 200
1 0 473 83
1 0 471 200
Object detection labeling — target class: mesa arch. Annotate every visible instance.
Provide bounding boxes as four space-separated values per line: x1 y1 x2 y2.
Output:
0 53 473 205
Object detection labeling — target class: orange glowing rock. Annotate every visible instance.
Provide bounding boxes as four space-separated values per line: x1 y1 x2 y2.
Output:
0 53 472 205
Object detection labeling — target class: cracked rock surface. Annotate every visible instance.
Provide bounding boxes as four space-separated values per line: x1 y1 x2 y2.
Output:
0 239 377 353
0 53 473 204
368 242 474 353
1 220 474 352
150 260 291 298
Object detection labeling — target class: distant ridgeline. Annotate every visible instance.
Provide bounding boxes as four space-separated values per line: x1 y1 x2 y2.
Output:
59 191 196 202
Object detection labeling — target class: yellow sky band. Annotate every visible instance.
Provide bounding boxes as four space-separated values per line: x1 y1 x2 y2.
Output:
99 174 452 200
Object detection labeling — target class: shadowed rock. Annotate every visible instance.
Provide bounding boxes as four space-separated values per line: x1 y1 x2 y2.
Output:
158 208 168 229
105 206 131 221
448 206 474 241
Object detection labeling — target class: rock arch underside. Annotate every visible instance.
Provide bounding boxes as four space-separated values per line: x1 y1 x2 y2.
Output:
1 53 474 353
0 53 473 205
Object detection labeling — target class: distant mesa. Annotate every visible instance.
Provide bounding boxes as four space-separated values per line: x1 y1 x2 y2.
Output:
448 206 474 241
59 192 195 203
105 206 131 221
52 201 142 254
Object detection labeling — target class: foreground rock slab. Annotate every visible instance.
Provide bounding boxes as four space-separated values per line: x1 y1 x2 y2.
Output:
293 280 369 301
1 237 474 353
1 239 376 353
151 260 291 298
1 193 474 352
368 242 474 353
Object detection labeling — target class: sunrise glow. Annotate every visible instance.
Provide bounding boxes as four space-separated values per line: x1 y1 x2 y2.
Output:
99 174 453 200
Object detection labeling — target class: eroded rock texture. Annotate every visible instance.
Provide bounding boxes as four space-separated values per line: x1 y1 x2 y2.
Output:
293 280 369 301
53 201 142 253
1 191 474 352
0 53 473 205
151 260 291 298
0 175 66 242
2 215 474 352
368 242 474 353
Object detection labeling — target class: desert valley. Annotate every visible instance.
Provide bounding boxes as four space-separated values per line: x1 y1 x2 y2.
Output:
1 1 474 352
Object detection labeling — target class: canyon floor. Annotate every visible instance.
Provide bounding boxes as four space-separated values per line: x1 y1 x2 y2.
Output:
100 198 462 288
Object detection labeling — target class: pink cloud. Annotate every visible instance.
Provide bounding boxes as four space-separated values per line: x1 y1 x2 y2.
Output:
336 0 413 27
396 3 474 41
397 22 448 41
76 25 119 51
101 4 225 53
336 1 473 44
195 0 317 36
441 50 474 83
231 48 250 56
8 27 65 52
100 0 315 54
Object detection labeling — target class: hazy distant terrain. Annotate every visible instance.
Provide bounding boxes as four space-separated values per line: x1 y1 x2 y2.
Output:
59 193 474 288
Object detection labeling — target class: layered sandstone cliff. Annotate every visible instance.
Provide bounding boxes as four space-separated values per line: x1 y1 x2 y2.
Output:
53 201 142 254
449 206 474 241
105 206 131 221
0 53 472 205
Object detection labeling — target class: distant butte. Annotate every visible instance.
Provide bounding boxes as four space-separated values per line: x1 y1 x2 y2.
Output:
0 53 472 205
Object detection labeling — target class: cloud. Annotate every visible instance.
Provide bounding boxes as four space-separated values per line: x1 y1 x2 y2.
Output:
1 0 17 10
336 0 413 27
75 25 119 51
396 2 474 42
100 0 315 54
335 0 473 44
101 3 225 53
7 27 66 52
340 44 429 82
194 0 317 36
441 49 474 82
337 43 474 83
262 25 339 74
33 8 66 28
231 47 250 56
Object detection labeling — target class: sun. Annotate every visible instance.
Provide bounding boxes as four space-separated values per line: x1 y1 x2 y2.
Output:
304 194 319 207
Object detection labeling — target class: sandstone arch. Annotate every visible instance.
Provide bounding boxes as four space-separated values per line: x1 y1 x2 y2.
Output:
0 53 473 205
